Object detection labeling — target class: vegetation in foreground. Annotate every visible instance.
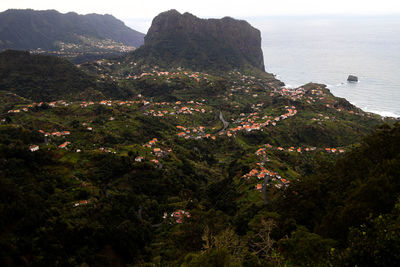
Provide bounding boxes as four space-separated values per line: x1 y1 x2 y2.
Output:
0 51 399 266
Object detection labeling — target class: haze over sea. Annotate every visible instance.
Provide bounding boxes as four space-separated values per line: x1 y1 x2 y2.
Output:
250 16 400 117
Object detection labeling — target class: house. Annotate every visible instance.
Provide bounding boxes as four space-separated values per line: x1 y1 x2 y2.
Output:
73 200 90 207
171 210 191 224
135 156 144 162
29 145 39 152
58 142 71 149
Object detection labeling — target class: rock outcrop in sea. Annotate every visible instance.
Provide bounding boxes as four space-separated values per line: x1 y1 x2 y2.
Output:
347 75 358 82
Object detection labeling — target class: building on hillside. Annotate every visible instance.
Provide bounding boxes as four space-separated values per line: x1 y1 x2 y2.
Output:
29 145 39 152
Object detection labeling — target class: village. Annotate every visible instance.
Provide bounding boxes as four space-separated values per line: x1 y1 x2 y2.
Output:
4 72 359 162
31 36 136 59
2 66 379 217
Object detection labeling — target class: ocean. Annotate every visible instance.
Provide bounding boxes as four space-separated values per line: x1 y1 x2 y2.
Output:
248 16 400 117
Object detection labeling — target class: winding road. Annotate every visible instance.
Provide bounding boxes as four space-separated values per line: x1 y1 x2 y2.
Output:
217 110 229 133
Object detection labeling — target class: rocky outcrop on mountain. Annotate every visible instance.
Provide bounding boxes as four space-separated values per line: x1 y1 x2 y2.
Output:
131 10 265 72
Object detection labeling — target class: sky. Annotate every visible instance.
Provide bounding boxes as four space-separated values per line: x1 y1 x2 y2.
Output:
1 0 400 32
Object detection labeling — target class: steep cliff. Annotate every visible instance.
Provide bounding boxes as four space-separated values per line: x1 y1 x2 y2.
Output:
131 10 265 72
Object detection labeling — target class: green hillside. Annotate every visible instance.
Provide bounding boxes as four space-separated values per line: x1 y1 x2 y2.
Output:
0 9 144 50
0 50 132 102
1 52 397 265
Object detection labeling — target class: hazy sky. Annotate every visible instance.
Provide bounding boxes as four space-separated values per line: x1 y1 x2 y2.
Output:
1 0 400 32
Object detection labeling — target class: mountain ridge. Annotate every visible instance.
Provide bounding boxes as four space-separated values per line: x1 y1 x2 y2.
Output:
0 9 145 51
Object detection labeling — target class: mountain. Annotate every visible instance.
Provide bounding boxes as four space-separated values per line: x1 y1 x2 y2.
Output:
0 9 145 62
0 50 131 102
130 10 265 72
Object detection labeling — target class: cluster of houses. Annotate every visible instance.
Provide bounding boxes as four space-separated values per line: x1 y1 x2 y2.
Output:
225 106 297 136
6 98 150 111
143 138 158 148
128 69 210 84
269 85 324 103
256 144 345 154
29 145 40 152
242 163 290 190
136 137 173 167
73 199 90 207
98 99 148 107
271 87 307 102
176 125 217 140
142 138 164 167
311 113 336 122
38 129 70 137
7 100 71 114
58 141 71 149
98 147 116 153
228 71 262 86
34 38 135 58
145 100 208 117
173 105 298 140
29 130 72 152
163 210 191 224
268 85 371 118
7 109 24 113
153 147 170 158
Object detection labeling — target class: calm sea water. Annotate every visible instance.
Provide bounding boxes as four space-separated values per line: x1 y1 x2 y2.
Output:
249 16 400 117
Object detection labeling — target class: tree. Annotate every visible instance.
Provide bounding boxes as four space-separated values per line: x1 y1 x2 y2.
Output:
202 226 247 263
278 226 336 266
251 218 276 260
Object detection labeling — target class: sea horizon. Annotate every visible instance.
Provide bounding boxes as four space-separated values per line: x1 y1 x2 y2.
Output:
246 15 400 118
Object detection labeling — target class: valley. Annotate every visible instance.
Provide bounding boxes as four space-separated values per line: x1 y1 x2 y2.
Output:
0 9 399 267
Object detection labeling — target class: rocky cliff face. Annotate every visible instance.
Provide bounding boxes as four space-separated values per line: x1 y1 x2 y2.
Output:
133 10 265 71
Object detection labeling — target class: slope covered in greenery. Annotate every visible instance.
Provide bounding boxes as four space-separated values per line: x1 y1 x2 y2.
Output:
274 123 400 266
1 50 397 265
0 9 145 50
0 50 132 102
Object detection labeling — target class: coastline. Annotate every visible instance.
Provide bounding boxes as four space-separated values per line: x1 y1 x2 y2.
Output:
280 81 400 119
